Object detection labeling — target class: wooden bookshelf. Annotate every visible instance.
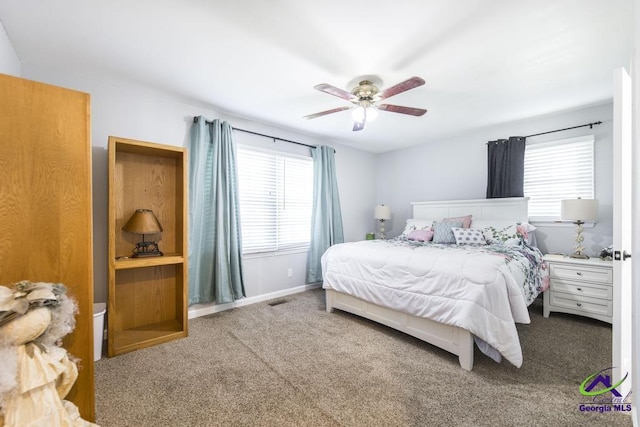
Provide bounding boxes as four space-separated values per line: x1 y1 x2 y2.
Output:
107 136 188 356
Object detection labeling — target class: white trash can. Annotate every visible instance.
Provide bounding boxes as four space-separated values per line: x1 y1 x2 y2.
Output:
93 302 106 361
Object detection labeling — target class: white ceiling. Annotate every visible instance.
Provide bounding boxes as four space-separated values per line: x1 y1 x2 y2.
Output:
0 0 633 153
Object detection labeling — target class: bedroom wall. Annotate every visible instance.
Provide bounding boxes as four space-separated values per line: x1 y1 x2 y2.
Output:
0 21 20 76
20 64 377 309
376 102 614 257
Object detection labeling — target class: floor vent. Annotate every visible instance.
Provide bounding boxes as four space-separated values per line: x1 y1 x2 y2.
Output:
267 298 288 307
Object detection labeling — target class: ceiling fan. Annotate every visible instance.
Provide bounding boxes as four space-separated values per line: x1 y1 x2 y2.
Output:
304 76 427 131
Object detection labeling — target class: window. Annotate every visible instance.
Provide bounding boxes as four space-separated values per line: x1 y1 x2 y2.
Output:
237 145 313 254
523 135 594 221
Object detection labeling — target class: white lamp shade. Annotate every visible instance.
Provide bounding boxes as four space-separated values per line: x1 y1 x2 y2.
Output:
561 198 599 221
374 204 391 220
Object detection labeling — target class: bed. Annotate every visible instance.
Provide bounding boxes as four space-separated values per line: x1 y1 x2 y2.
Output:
321 197 548 370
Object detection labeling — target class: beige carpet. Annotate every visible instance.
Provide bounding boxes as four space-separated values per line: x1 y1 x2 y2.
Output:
95 288 631 426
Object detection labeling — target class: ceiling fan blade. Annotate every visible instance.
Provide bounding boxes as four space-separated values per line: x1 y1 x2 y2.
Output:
352 120 365 132
378 104 427 116
379 76 425 100
314 83 358 101
304 106 352 120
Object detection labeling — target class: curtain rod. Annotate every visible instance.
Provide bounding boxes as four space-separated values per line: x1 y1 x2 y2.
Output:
525 121 602 138
193 116 334 152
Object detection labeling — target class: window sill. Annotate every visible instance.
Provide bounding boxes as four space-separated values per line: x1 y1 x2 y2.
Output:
242 247 310 259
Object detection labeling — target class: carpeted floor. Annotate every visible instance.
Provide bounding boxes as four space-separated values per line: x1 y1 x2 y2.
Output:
95 288 632 426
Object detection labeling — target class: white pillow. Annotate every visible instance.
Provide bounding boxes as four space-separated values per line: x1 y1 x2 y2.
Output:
471 220 536 246
402 219 435 237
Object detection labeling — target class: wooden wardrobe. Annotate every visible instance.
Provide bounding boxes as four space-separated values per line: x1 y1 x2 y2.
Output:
0 73 95 420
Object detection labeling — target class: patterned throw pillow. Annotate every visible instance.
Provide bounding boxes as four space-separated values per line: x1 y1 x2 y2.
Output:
451 227 487 245
402 219 435 237
432 221 463 244
481 222 536 246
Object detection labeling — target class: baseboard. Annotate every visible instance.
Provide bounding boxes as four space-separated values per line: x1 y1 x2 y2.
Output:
188 283 322 319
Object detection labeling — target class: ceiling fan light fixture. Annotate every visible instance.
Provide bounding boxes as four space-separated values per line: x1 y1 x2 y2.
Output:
366 106 379 122
351 106 378 123
351 106 365 123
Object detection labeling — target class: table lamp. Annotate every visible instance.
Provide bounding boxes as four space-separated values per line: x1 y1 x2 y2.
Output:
561 198 598 259
122 209 164 257
374 204 391 239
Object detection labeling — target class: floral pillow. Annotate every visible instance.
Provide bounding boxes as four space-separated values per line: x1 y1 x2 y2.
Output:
407 229 434 242
402 219 435 237
451 227 486 245
442 215 472 228
477 222 536 246
432 221 463 244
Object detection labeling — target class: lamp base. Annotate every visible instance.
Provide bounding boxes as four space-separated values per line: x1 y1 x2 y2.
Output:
570 221 589 259
378 219 387 240
131 241 163 258
570 252 590 260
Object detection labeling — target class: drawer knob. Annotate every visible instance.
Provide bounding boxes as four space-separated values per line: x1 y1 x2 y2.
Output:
577 303 582 307
576 272 583 276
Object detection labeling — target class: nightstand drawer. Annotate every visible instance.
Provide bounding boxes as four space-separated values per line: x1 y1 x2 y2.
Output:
549 292 613 317
550 264 612 284
551 279 613 300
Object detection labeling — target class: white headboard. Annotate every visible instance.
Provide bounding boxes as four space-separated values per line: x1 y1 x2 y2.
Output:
412 197 529 223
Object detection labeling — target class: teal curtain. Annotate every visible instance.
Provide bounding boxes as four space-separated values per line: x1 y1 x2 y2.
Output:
306 145 344 283
188 117 245 305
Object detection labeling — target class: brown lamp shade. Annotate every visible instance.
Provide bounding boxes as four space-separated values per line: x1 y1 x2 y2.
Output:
123 209 163 234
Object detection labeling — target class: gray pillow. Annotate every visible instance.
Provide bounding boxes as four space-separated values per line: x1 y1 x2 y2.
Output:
432 221 463 244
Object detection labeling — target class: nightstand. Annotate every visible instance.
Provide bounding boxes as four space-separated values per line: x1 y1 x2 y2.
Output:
542 254 613 324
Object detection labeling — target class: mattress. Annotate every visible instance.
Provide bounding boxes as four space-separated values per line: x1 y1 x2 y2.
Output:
321 238 548 367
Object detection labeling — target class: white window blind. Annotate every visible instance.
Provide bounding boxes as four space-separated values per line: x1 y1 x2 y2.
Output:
237 145 313 254
523 135 594 220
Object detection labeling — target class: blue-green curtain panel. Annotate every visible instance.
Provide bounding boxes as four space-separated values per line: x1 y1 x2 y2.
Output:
306 145 344 283
188 117 245 305
486 136 526 198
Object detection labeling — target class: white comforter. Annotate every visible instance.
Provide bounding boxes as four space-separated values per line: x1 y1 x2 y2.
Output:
321 239 546 367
